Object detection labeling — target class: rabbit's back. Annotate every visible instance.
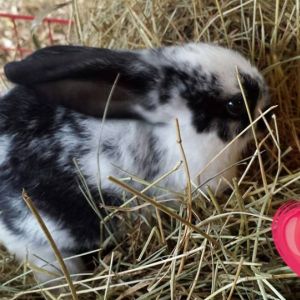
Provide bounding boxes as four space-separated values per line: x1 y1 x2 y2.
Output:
0 86 166 251
0 86 111 250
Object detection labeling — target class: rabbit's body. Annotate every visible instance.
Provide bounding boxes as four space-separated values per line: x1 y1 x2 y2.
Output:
0 85 240 243
0 43 269 283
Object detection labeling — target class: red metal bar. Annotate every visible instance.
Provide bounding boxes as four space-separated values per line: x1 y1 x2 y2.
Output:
0 45 31 54
0 12 72 25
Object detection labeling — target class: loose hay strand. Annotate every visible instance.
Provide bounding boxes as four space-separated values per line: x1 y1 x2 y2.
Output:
108 175 218 246
21 190 78 300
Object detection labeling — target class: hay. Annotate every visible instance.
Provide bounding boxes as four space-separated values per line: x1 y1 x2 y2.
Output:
0 0 300 299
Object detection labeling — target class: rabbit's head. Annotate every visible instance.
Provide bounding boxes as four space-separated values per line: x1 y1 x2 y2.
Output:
140 43 270 143
5 43 269 144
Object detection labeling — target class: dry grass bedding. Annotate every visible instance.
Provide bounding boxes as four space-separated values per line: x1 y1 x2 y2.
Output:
0 0 300 299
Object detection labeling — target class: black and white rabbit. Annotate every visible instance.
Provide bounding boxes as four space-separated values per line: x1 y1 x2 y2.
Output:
0 43 269 283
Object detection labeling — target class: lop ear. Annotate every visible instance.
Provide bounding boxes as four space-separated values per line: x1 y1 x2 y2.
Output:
4 46 158 118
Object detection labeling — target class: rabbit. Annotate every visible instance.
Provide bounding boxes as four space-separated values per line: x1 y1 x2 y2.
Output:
0 43 270 285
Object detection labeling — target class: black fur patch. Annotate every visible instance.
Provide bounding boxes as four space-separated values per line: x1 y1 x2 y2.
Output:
144 134 162 180
159 66 261 141
127 131 162 181
102 141 122 158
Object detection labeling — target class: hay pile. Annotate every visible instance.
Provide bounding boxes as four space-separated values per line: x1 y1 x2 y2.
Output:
0 0 300 299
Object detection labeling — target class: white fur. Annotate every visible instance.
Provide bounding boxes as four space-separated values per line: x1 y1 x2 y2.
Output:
0 135 11 165
80 116 247 195
0 214 80 283
144 43 263 98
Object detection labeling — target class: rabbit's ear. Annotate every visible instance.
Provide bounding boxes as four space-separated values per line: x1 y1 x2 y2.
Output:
4 46 158 118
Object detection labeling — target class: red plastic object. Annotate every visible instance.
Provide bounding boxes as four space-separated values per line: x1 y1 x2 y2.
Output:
272 200 300 276
0 12 72 58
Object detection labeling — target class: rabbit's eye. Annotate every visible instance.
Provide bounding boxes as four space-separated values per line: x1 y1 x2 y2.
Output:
226 97 244 117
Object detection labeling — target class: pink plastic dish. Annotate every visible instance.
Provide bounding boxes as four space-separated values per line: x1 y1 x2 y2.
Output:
272 201 300 276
